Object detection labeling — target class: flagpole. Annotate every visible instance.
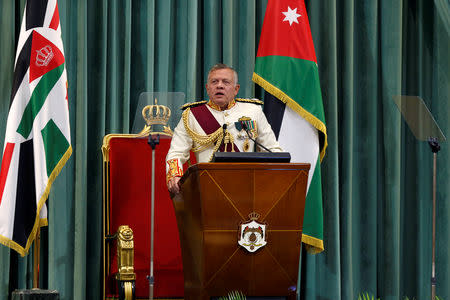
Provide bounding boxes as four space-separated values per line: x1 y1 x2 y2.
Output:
33 226 41 289
147 133 160 300
428 138 440 300
431 151 436 300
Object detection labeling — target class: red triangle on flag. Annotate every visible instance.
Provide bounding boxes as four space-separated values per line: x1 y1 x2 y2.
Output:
49 2 60 30
256 0 317 62
29 30 65 83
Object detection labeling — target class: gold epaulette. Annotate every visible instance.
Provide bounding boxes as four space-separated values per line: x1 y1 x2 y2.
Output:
235 98 263 105
180 100 207 110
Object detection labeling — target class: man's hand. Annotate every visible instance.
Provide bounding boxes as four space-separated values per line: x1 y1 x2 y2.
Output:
167 176 182 194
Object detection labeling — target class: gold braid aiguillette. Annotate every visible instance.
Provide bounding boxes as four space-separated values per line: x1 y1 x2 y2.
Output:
182 108 235 161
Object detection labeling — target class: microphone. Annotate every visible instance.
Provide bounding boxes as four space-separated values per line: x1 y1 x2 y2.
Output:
241 122 272 153
219 124 228 151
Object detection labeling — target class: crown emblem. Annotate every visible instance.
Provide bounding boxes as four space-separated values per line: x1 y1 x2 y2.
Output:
248 212 260 221
142 98 171 126
35 45 54 67
139 98 173 136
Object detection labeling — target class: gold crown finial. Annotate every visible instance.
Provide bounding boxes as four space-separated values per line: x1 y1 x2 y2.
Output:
142 98 171 127
248 212 260 221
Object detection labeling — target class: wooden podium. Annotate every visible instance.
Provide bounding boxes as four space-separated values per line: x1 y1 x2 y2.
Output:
172 162 310 299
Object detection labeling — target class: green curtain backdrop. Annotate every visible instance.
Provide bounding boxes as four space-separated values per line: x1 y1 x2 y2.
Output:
0 1 448 300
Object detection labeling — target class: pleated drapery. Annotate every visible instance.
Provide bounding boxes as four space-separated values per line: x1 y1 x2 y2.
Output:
0 1 448 300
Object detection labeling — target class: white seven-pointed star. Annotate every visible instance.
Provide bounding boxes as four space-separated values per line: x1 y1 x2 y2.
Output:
282 6 301 26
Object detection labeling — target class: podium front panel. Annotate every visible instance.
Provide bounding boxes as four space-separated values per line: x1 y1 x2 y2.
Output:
175 163 310 299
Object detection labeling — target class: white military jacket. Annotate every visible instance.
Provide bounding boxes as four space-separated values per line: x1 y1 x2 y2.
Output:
165 98 282 181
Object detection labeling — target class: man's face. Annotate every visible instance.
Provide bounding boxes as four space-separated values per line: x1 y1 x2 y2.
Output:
206 68 240 109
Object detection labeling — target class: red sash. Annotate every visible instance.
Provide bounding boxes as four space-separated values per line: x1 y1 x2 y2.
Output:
190 104 240 152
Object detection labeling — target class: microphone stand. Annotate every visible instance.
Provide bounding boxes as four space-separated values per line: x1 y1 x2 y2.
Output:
427 137 440 300
242 123 272 152
147 133 160 300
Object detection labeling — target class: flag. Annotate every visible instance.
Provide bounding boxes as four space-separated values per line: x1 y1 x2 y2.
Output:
253 0 327 253
0 0 71 257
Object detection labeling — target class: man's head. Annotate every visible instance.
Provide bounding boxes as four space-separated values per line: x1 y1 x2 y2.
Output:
206 63 240 110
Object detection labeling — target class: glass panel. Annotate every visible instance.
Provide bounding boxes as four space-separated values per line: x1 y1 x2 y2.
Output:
132 92 185 134
392 95 446 142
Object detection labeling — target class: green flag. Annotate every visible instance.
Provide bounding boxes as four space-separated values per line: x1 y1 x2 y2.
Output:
253 0 327 253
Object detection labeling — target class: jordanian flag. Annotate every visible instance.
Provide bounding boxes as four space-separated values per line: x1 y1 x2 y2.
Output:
253 0 327 253
0 0 71 256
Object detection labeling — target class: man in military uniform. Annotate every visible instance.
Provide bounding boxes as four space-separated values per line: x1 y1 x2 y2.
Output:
166 63 282 194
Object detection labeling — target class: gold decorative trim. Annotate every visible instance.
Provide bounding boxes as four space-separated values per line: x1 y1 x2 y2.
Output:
180 100 207 110
166 159 183 183
0 146 72 257
302 233 324 253
181 98 263 111
252 72 328 161
124 282 133 300
115 225 136 281
207 99 236 110
137 125 173 137
182 108 235 161
102 132 172 162
235 98 263 105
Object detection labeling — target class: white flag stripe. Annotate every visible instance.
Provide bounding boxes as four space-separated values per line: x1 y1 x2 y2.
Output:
278 106 319 191
35 28 65 54
32 75 68 198
43 0 58 29
40 71 70 140
33 73 69 139
0 147 20 238
3 71 34 145
39 201 47 221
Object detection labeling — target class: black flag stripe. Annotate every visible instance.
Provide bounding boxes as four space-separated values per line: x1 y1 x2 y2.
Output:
263 91 285 139
10 33 33 105
12 139 37 248
25 0 48 30
264 91 326 151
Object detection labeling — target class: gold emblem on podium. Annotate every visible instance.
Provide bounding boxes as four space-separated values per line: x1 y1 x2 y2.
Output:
238 212 267 252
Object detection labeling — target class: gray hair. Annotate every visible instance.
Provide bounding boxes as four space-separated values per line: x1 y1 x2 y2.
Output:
207 63 238 84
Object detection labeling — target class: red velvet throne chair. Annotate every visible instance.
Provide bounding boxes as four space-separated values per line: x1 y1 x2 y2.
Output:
101 101 185 300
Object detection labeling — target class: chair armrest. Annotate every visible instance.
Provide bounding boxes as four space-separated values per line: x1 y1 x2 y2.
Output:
115 225 136 281
114 225 136 300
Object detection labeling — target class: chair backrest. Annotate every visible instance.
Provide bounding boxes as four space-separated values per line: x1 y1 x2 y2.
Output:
102 133 184 299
